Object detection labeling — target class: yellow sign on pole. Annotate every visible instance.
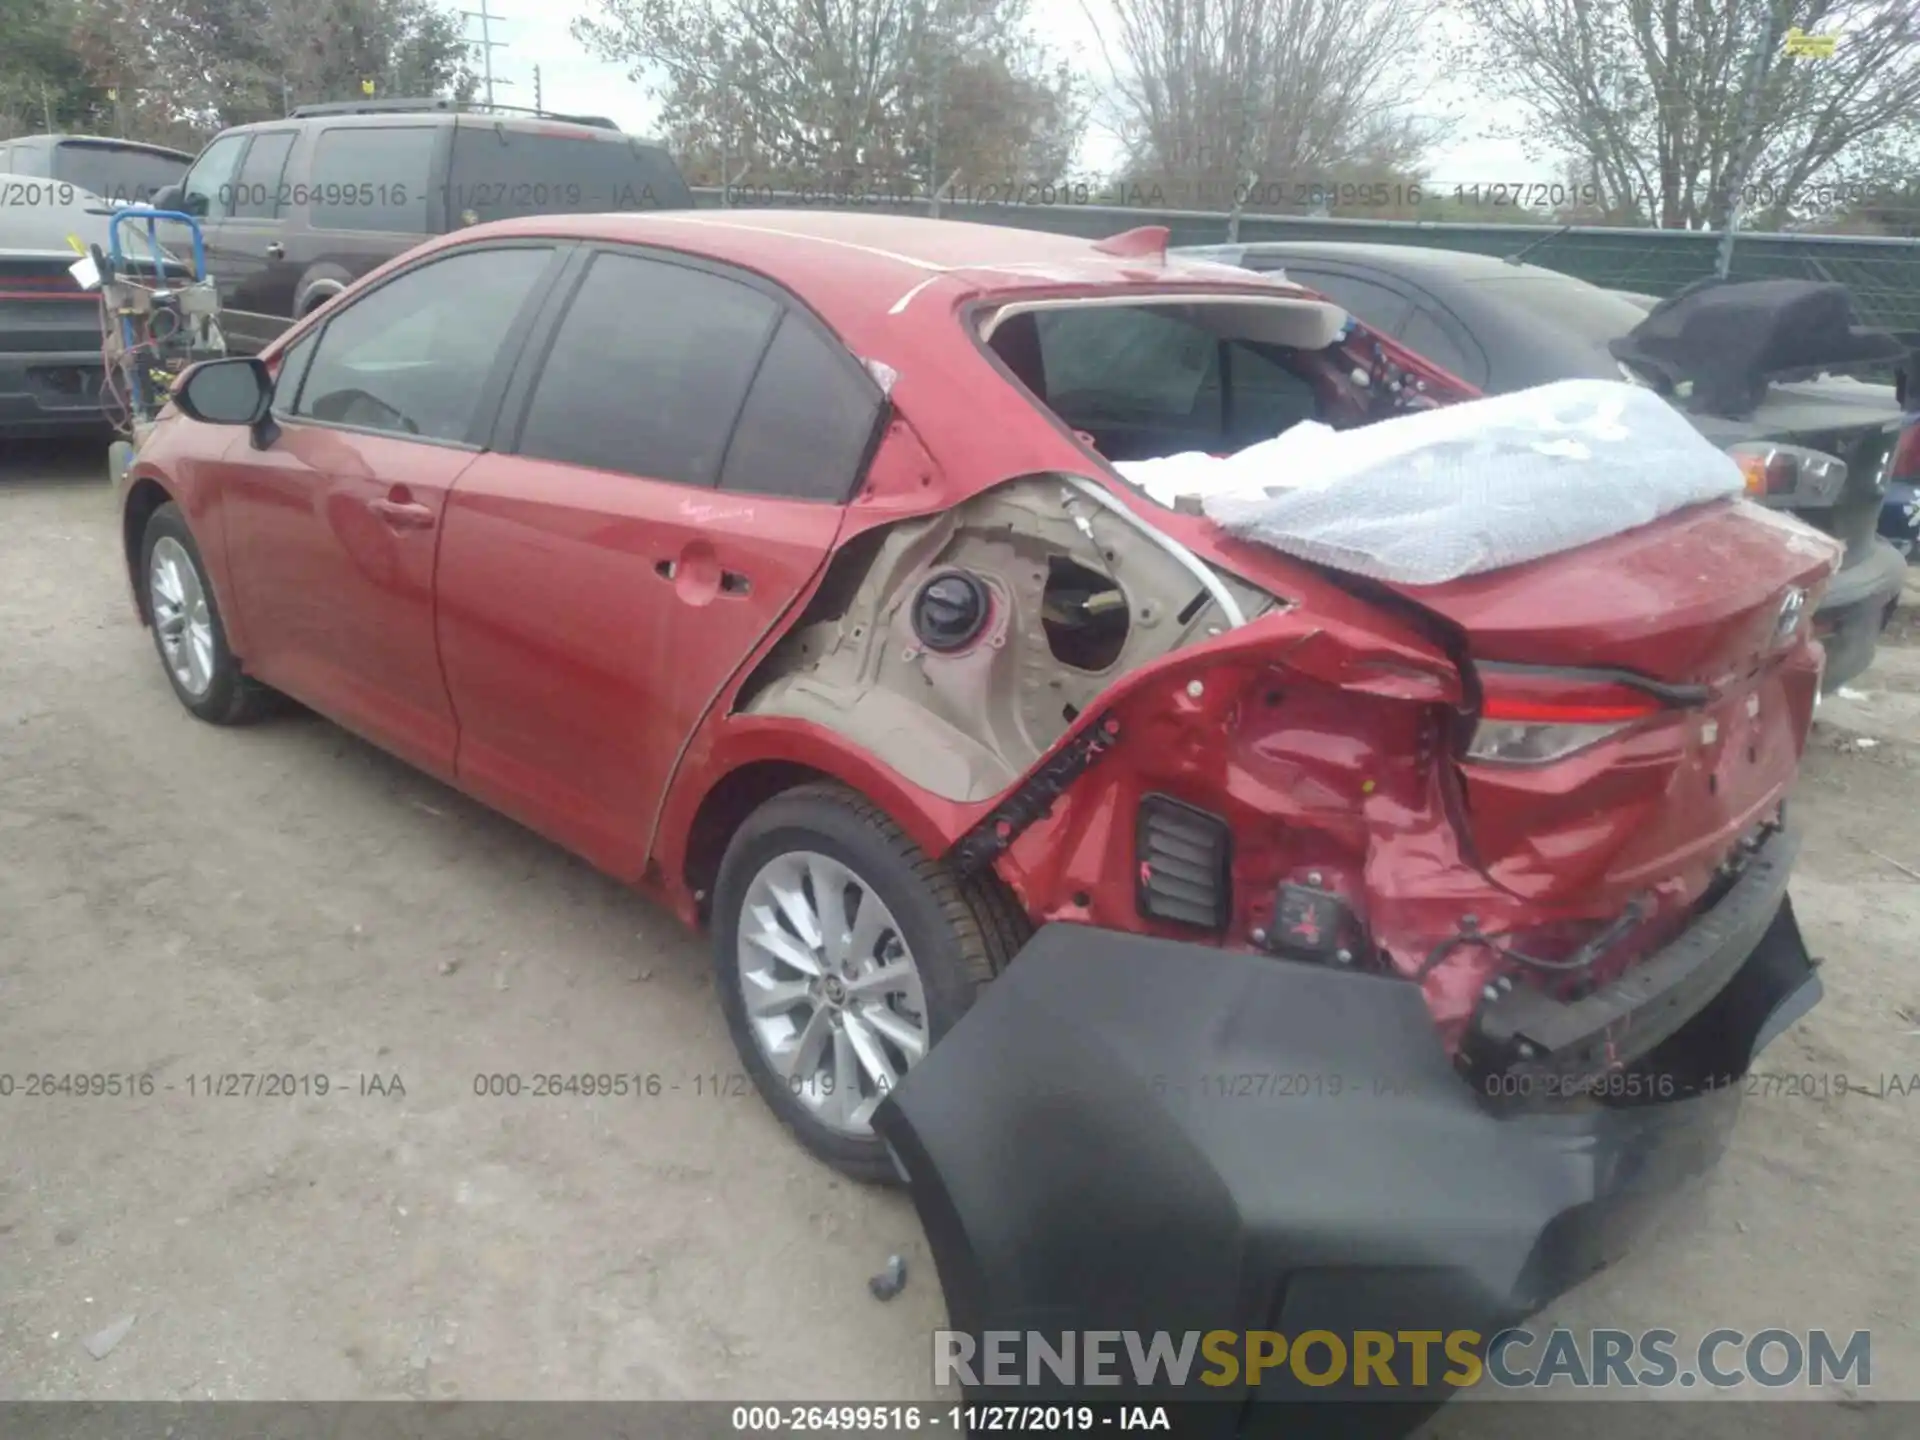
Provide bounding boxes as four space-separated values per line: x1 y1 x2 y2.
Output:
1783 28 1837 59
360 77 376 96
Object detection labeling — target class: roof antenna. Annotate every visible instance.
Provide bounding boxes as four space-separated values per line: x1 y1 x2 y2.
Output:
1503 222 1572 266
1093 225 1170 260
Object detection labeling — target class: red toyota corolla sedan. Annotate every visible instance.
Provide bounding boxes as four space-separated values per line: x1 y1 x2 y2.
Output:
115 211 1832 1211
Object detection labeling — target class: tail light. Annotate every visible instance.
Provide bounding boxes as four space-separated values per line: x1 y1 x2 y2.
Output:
1728 442 1847 505
1889 418 1920 486
1466 670 1670 766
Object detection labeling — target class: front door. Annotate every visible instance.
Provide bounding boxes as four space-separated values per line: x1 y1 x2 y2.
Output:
220 242 565 777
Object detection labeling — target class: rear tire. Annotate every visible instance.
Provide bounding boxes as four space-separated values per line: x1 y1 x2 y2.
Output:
140 502 274 724
711 782 1026 1183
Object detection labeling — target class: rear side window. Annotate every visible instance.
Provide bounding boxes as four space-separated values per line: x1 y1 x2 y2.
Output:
52 141 188 205
307 127 435 232
718 313 884 501
1400 306 1486 386
447 125 690 222
516 251 780 485
229 132 296 219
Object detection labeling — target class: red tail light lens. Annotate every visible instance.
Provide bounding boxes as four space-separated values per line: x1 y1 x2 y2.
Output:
1467 672 1668 765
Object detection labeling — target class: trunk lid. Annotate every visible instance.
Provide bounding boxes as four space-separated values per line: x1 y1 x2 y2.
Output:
1373 498 1839 899
1381 497 1843 686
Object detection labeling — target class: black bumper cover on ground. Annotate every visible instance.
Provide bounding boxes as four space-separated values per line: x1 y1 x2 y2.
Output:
874 852 1820 1438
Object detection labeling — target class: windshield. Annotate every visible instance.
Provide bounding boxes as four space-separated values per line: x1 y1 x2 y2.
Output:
52 141 189 206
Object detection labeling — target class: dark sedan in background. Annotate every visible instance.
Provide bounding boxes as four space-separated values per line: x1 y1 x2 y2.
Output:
1184 241 1909 691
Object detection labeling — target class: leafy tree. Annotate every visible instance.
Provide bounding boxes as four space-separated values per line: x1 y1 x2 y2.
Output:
1089 0 1443 216
69 0 474 143
1447 0 1920 230
573 0 1084 191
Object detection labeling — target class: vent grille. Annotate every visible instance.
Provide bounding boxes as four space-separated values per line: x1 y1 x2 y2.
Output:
1136 793 1232 931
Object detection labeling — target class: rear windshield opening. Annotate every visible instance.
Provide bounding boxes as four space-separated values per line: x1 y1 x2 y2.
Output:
52 141 188 205
447 124 692 222
985 298 1366 465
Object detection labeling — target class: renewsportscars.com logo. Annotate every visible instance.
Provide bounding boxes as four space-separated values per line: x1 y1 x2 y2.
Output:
933 1328 1872 1392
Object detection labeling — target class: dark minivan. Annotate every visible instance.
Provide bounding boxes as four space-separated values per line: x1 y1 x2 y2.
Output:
0 134 193 206
154 99 692 352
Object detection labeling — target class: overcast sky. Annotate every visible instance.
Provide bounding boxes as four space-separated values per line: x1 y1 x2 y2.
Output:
456 0 1560 187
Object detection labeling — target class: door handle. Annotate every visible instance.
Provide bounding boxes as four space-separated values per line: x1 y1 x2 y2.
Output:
265 242 285 259
719 570 751 596
368 497 435 531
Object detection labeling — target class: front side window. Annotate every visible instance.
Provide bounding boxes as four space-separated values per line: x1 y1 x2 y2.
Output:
180 134 249 221
293 246 553 442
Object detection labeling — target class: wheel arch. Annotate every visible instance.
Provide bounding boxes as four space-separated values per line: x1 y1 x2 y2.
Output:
664 721 985 927
122 476 175 625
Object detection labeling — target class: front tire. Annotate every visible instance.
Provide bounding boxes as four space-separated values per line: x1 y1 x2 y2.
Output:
141 502 273 724
712 782 1026 1183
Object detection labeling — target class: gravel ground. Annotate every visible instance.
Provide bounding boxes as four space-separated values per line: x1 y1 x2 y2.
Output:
2 437 1915 1435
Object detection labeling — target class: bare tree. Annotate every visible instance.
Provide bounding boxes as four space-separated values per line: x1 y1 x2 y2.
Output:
573 0 1082 192
1088 0 1441 210
1449 0 1920 229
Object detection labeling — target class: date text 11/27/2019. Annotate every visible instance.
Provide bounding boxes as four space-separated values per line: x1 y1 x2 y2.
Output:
730 1404 1174 1432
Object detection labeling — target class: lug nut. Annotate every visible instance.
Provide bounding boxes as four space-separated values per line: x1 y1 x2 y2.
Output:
1333 949 1353 965
1306 871 1323 886
1250 927 1268 946
1482 984 1500 1002
1186 680 1205 698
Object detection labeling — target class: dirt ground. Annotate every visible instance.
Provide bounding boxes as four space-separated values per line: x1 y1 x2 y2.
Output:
2 437 1915 1433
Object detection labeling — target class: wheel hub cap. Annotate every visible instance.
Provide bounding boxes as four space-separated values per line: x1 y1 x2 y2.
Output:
148 536 215 699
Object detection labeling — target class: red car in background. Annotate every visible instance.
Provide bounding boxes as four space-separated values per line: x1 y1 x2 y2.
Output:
115 215 1830 1407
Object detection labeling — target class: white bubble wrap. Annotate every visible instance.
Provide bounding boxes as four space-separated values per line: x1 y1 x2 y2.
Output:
1147 380 1748 585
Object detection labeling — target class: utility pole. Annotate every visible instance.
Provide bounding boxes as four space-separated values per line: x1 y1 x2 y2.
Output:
461 0 512 111
532 65 541 114
719 50 735 206
1716 3 1785 278
928 49 946 216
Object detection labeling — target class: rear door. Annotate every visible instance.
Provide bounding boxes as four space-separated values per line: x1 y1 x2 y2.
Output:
435 246 884 876
202 129 298 351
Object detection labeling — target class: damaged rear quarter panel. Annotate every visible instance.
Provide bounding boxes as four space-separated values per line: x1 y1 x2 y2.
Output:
734 472 1276 804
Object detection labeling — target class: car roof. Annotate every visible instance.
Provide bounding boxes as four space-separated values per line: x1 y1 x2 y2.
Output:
469 210 1310 329
216 111 661 146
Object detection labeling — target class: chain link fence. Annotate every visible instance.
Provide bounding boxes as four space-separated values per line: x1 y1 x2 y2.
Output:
688 186 1920 353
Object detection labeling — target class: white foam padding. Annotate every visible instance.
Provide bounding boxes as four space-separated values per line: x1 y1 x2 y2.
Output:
1118 379 1748 585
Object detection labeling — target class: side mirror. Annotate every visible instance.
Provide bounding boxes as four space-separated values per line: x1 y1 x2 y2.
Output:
152 183 185 212
174 357 273 427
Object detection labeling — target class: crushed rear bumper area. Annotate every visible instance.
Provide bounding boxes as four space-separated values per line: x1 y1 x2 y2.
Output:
874 846 1819 1437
